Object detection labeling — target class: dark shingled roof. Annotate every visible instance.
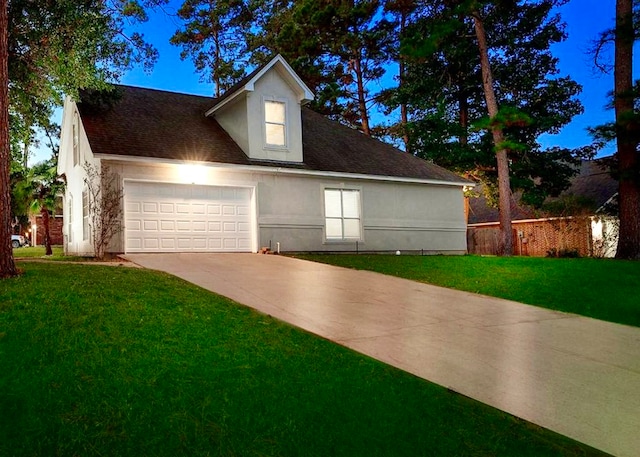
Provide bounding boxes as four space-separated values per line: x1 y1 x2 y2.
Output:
468 158 618 224
78 85 468 184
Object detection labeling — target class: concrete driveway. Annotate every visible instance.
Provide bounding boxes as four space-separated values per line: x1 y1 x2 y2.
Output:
124 253 640 457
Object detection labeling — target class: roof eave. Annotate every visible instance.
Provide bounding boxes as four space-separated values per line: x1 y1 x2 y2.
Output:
95 153 469 187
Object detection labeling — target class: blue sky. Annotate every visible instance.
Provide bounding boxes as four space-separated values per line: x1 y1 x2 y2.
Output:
33 0 637 163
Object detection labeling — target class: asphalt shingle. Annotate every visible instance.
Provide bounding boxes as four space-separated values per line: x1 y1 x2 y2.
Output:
78 85 468 184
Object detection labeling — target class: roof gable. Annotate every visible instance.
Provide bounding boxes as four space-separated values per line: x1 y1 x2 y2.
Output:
205 55 314 116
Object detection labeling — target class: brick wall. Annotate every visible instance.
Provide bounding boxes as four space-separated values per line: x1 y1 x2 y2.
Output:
29 215 64 246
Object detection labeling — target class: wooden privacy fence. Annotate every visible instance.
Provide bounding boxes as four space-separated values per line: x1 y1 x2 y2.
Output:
467 217 593 257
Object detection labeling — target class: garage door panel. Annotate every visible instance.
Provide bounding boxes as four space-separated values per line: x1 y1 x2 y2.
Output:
142 202 158 213
144 238 160 249
161 238 175 249
177 238 192 249
223 238 238 249
160 220 175 231
125 182 252 253
193 238 207 249
143 220 158 231
208 221 221 232
159 203 174 213
193 221 206 232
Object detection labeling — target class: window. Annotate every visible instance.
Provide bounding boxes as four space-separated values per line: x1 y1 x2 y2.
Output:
264 100 286 146
68 196 73 243
324 189 361 241
73 112 80 166
82 189 89 241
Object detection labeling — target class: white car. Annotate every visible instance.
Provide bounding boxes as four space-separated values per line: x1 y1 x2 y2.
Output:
11 234 27 248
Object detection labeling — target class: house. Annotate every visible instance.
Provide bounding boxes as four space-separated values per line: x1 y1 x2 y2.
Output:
58 55 470 256
28 214 64 246
467 158 619 257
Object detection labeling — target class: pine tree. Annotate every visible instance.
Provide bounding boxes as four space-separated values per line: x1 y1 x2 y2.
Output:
170 0 250 97
394 0 584 255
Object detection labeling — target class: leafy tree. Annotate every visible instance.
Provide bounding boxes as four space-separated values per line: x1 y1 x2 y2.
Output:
1 0 168 277
170 0 250 97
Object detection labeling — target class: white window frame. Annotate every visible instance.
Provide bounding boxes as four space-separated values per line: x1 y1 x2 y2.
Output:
67 195 73 244
82 189 89 242
324 188 363 242
73 112 80 167
263 97 288 149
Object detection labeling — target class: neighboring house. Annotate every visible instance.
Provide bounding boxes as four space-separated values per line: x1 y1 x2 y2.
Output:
467 158 619 257
58 55 470 256
29 214 64 246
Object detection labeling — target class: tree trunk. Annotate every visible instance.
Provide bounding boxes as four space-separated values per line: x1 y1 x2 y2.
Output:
0 0 18 278
614 0 640 259
458 90 469 145
352 55 371 136
399 9 410 153
472 9 513 256
399 58 410 152
41 208 52 256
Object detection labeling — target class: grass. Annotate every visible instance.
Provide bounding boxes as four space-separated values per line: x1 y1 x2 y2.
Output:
0 262 608 457
13 245 65 258
293 254 640 327
13 245 96 262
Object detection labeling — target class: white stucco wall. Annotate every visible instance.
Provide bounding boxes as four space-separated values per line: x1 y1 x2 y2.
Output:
213 96 250 155
102 159 467 254
58 98 100 256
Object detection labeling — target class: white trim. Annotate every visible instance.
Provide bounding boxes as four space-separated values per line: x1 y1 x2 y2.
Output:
205 55 314 116
97 154 470 188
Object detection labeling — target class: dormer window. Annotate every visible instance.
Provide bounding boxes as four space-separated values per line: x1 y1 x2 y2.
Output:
264 99 286 147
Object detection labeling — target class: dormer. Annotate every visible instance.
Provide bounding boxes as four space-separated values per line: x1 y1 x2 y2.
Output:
206 55 314 163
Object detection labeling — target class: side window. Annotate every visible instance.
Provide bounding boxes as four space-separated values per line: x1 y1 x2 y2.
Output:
82 189 89 241
264 100 286 147
324 189 362 241
73 112 80 167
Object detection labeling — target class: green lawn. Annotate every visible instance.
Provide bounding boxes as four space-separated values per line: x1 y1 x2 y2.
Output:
13 245 65 258
294 254 640 327
0 262 607 456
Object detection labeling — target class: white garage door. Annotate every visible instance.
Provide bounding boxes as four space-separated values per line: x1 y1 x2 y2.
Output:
125 182 252 252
